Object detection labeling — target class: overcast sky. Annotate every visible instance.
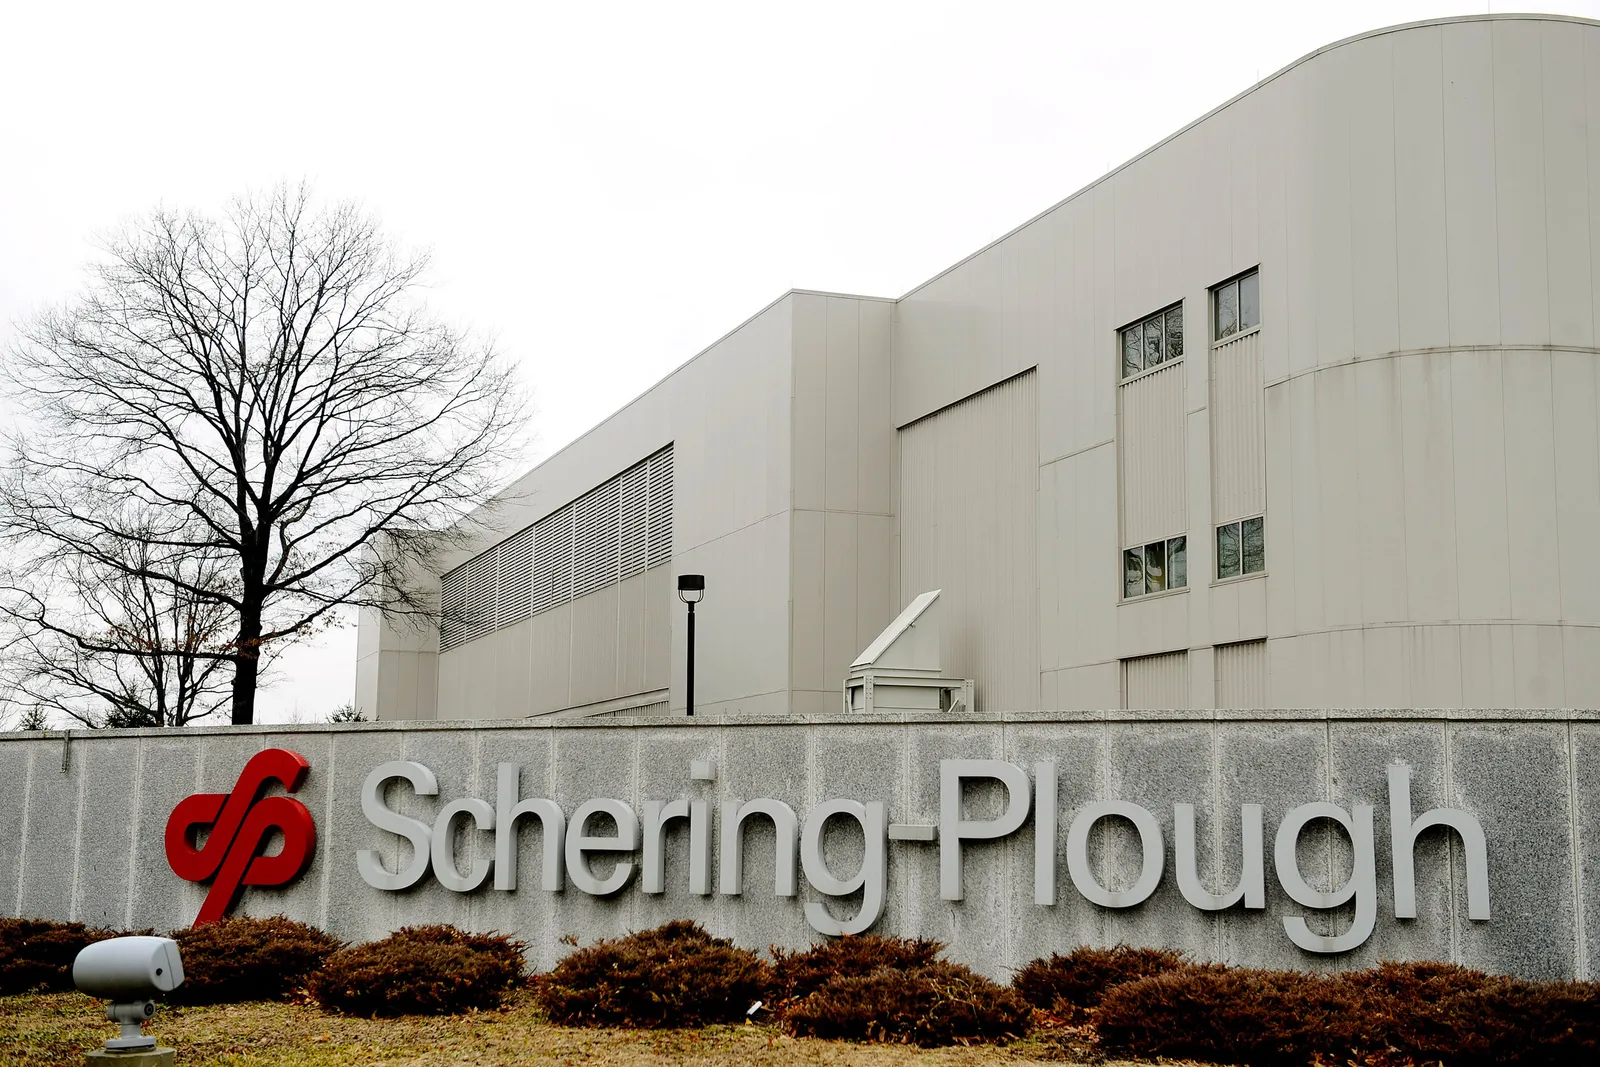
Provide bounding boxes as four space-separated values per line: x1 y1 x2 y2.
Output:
3 1 1597 723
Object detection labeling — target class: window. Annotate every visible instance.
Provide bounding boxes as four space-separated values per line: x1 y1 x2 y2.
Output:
1216 516 1264 579
1120 302 1183 380
1212 269 1259 341
1123 535 1187 599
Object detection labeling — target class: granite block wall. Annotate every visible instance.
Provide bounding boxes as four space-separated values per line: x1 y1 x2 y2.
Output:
1 710 1592 980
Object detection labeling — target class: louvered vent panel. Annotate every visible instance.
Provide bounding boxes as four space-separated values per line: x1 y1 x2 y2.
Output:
439 565 470 652
1123 650 1189 710
573 479 621 599
618 463 649 579
531 505 574 616
440 444 674 655
496 526 536 627
1215 639 1268 710
463 549 498 644
646 446 673 567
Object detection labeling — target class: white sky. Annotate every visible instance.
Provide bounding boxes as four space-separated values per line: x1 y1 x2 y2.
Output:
3 1 1597 724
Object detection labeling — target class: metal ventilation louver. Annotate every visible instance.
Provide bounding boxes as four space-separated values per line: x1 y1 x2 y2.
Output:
439 443 673 653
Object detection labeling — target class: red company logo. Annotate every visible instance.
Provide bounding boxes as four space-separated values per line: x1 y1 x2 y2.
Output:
164 748 317 925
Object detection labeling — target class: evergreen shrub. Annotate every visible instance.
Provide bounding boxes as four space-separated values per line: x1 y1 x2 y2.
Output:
169 916 343 1003
310 924 525 1017
534 920 770 1029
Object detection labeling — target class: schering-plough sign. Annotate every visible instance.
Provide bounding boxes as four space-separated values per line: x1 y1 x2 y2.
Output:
166 751 1490 953
357 758 1489 954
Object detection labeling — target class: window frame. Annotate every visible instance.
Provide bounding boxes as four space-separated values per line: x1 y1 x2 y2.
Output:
1214 514 1266 582
1118 300 1185 383
1122 534 1189 601
1211 267 1261 343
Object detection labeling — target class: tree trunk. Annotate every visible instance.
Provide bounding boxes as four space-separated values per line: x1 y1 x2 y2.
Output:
231 607 262 725
231 583 264 725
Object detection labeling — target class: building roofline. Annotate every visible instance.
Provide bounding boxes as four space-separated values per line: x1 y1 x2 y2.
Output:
896 11 1600 301
492 12 1600 517
492 286 889 511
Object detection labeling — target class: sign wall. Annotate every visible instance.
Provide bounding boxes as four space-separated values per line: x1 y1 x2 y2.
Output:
1 709 1594 981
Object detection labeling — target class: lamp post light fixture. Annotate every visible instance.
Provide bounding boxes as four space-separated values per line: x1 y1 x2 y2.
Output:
677 574 705 717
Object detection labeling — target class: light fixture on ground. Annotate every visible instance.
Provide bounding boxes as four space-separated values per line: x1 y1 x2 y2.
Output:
677 574 705 717
73 935 185 1064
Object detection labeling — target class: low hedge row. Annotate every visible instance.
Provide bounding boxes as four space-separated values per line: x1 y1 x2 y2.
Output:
1096 959 1600 1067
529 925 1028 1046
9 914 1598 1060
311 925 526 1017
0 918 148 995
0 916 523 1017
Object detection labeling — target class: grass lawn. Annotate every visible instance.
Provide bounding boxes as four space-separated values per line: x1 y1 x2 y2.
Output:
0 989 1187 1066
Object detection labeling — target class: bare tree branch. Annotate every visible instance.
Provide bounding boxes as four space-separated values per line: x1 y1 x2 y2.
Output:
0 182 526 725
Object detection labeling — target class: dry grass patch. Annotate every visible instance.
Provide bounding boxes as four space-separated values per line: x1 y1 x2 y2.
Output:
0 989 1204 1066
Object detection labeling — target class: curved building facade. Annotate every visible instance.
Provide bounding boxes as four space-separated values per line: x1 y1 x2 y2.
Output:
359 13 1600 721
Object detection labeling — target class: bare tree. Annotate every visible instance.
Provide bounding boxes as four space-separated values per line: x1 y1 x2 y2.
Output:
0 184 524 724
0 537 244 728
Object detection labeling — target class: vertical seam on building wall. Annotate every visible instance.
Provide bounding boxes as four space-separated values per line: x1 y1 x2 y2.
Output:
1548 350 1566 628
1568 720 1587 978
1000 720 1012 970
1498 357 1515 685
1388 38 1415 640
901 724 915 905
68 739 86 921
319 734 337 932
1445 719 1459 963
1587 37 1598 347
628 730 641 933
1211 715 1223 962
124 739 144 930
13 747 32 916
1489 26 1514 693
1096 721 1109 946
715 724 729 938
1324 716 1335 939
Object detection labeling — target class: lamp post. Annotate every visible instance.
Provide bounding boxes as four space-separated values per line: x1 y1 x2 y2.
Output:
677 574 705 717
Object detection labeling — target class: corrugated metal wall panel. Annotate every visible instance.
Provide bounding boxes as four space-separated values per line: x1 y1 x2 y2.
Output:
1211 331 1266 522
495 527 536 627
615 570 648 696
439 444 674 715
530 505 574 615
568 583 621 708
463 550 497 644
898 370 1039 712
618 463 648 579
572 480 621 599
1119 362 1187 546
645 565 671 692
1215 639 1268 709
527 605 572 715
439 566 469 652
647 447 674 567
1123 650 1189 710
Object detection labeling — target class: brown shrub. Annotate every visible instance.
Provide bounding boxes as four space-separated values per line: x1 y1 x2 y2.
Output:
771 934 942 1003
168 916 343 1004
534 920 771 1029
310 925 525 1017
0 918 144 994
1343 963 1598 1067
1095 960 1600 1067
385 924 527 978
784 960 1032 1047
1097 966 1364 1066
1010 944 1191 1020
